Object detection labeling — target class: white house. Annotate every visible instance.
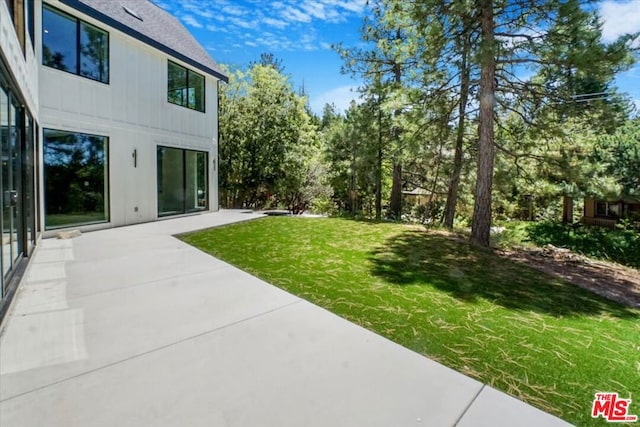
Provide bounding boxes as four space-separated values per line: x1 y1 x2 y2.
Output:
0 0 227 318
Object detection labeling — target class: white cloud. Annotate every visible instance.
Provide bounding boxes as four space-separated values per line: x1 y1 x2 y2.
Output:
225 6 247 16
251 33 295 51
262 17 289 29
205 24 228 33
182 3 214 18
319 0 366 14
301 2 327 20
282 6 312 23
310 85 361 115
599 0 640 43
229 16 255 29
171 0 367 54
180 14 203 28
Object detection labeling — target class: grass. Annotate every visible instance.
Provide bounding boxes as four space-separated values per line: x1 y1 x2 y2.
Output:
496 221 640 268
181 217 640 427
45 212 107 228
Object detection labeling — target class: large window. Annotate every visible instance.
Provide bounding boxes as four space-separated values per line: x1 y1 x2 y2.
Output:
157 147 208 216
168 61 205 112
43 129 109 229
42 5 109 83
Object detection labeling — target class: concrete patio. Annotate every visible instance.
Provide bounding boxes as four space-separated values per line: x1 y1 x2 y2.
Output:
0 210 572 426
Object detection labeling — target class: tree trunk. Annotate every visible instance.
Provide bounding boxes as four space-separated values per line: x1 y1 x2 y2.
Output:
388 163 402 219
470 0 496 248
375 102 383 221
562 194 573 223
424 139 445 223
351 134 357 215
388 61 403 220
443 31 471 229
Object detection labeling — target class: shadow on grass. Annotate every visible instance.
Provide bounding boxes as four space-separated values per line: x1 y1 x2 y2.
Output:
369 228 638 318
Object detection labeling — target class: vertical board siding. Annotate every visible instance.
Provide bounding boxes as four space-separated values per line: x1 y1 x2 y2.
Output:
38 2 219 229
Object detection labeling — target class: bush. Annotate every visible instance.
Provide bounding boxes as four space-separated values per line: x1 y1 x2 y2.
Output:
507 221 640 268
492 221 532 249
309 196 335 216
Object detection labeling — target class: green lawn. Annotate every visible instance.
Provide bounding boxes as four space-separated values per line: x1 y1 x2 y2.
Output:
181 217 640 426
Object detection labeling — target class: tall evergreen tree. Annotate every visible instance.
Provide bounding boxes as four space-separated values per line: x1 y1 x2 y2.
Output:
219 63 315 209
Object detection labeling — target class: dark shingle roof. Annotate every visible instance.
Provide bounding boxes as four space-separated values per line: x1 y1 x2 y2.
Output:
58 0 228 82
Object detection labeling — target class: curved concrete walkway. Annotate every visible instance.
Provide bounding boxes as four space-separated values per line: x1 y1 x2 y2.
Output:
0 210 572 426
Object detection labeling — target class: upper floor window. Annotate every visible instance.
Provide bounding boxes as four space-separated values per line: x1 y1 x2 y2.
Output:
4 0 28 53
42 5 109 84
26 0 34 48
168 61 205 112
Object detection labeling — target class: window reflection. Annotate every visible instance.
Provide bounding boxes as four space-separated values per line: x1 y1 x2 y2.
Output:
168 62 187 107
42 6 77 73
43 129 109 229
42 5 109 84
157 147 184 216
157 147 207 216
80 22 109 82
1 86 10 283
167 61 205 112
188 72 205 111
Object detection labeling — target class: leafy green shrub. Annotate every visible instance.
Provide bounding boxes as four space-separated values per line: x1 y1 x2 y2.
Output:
523 222 640 268
492 221 533 249
309 196 335 215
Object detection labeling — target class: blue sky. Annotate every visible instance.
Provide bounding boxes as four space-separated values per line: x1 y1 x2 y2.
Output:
155 0 640 115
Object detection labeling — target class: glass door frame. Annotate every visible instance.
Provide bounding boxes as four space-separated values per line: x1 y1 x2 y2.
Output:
0 64 38 315
156 146 209 217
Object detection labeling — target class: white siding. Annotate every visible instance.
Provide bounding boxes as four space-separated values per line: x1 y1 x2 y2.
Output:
0 0 39 115
38 1 220 231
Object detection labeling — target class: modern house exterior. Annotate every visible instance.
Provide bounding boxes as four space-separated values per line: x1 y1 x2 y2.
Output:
1 0 227 318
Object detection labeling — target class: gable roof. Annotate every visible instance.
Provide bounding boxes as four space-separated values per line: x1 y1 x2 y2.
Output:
57 0 228 82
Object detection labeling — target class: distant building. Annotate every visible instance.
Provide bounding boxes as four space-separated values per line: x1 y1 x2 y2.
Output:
1 0 227 317
583 198 640 228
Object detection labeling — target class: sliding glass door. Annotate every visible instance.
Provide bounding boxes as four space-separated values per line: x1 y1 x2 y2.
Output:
0 80 37 304
1 60 38 316
157 146 208 217
1 86 11 287
1 88 23 285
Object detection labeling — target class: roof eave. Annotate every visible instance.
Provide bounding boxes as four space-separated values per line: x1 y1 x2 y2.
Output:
58 0 229 83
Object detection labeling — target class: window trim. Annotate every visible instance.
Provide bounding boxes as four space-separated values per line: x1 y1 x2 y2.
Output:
42 4 110 84
167 60 205 113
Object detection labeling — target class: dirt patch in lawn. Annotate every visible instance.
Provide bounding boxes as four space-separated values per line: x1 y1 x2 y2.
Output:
419 226 640 309
497 245 640 309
